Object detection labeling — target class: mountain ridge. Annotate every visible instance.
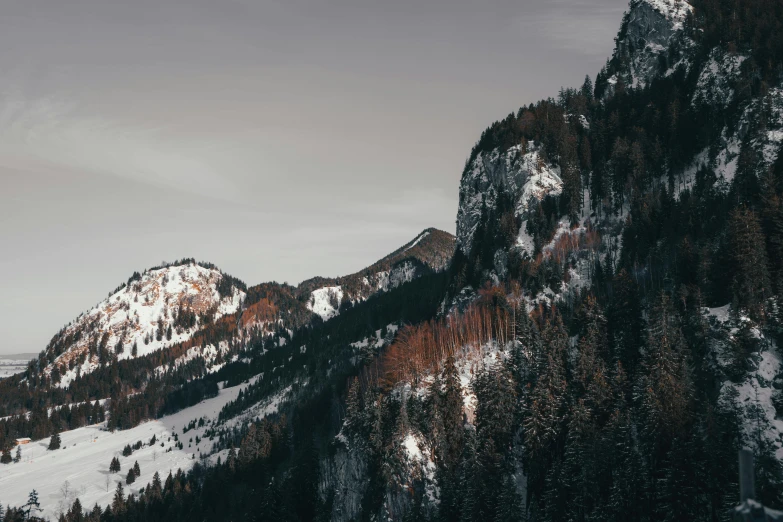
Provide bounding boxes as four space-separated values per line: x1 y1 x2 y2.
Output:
21 228 455 389
4 0 783 519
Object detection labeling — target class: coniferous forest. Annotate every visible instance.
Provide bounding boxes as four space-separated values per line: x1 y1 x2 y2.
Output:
2 0 783 520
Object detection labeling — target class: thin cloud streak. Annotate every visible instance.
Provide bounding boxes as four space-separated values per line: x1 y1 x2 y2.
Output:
0 89 243 202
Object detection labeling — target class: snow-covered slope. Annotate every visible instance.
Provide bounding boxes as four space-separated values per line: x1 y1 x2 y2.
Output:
0 354 34 380
43 262 245 388
243 229 455 330
0 380 252 520
706 306 783 462
307 286 344 321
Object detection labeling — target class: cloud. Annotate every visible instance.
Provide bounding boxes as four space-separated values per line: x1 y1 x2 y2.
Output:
0 88 242 202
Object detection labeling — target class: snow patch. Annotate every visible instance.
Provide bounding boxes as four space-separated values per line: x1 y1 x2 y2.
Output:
307 286 343 321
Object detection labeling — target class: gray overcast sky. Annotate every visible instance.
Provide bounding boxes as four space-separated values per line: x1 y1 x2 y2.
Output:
0 0 627 355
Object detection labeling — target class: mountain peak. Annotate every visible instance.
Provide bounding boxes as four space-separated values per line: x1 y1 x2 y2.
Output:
42 261 245 387
605 0 694 90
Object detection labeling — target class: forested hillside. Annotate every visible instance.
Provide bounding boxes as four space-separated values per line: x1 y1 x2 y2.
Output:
2 0 783 520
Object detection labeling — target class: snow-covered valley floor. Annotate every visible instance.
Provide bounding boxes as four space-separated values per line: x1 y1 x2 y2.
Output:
0 380 250 520
0 354 34 379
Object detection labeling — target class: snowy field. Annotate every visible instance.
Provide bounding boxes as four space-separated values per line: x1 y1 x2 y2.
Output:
0 380 252 520
0 354 35 379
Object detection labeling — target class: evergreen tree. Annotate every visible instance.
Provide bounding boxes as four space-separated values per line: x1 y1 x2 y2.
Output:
111 482 124 514
150 471 163 500
608 269 644 374
760 170 783 295
441 356 464 469
23 490 41 520
728 207 770 321
344 377 364 438
48 427 61 450
226 446 237 472
638 293 693 442
524 310 567 454
67 498 84 522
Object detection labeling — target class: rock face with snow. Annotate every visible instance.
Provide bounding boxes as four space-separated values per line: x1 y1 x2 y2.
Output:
42 262 245 387
456 141 562 255
32 229 455 386
610 0 693 89
692 48 747 109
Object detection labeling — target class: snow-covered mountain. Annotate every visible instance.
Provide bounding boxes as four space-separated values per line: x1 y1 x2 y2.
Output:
241 228 455 330
24 229 455 390
41 262 246 388
5 0 783 519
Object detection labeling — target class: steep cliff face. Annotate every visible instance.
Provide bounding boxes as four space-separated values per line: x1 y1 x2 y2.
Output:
609 0 693 89
456 142 562 255
455 0 694 261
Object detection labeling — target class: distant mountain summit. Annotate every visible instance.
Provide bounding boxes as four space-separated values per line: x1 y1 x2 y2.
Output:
241 228 455 330
41 260 246 387
30 230 455 388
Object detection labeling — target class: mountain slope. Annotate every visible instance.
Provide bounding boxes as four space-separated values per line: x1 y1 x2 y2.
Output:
241 228 455 328
5 0 783 520
39 261 246 388
1 228 454 402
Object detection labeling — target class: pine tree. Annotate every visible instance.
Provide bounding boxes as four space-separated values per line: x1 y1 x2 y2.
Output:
608 269 644 374
575 296 611 415
227 446 237 472
111 481 124 514
638 293 693 442
150 471 163 500
728 206 770 321
442 356 464 469
344 377 364 438
524 310 567 454
458 428 480 522
109 456 121 473
760 170 783 295
67 498 84 522
606 411 648 521
239 424 260 464
126 468 136 485
133 460 140 477
733 137 762 205
164 471 174 497
560 131 582 223
581 74 593 101
24 490 41 520
755 436 783 509
48 427 61 450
